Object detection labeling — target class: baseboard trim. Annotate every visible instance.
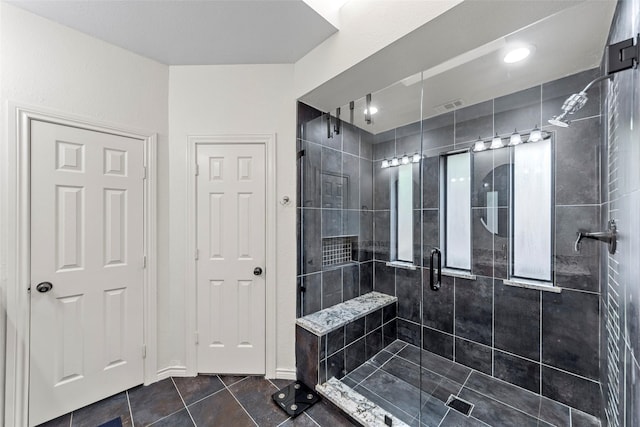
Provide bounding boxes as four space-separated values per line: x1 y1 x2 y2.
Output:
275 368 297 380
156 366 188 382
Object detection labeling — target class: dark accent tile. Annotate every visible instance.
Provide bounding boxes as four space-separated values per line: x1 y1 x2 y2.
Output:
538 396 570 427
373 261 394 295
383 318 398 347
419 396 450 427
397 319 421 347
150 409 194 427
423 326 453 360
555 206 600 292
302 208 322 274
396 132 420 158
358 370 421 418
422 157 440 210
541 365 601 416
472 208 493 278
345 337 366 373
327 327 345 356
188 388 254 427
218 375 247 387
439 409 490 426
455 339 492 375
228 377 288 426
493 350 540 394
365 308 382 333
465 370 541 418
306 398 359 426
421 210 439 266
341 265 358 302
383 302 397 323
359 262 373 295
455 100 493 145
493 208 509 280
454 277 493 346
542 68 601 125
494 85 542 136
301 272 321 317
345 317 365 344
319 358 328 384
423 272 453 333
542 290 599 379
172 375 224 406
342 209 359 236
429 376 465 404
322 209 342 238
554 117 601 205
423 112 455 150
360 130 374 160
369 349 394 368
373 211 390 261
343 123 360 156
471 148 495 208
327 350 345 380
300 141 322 208
373 138 395 160
342 153 360 210
396 268 421 323
374 160 391 210
296 326 319 388
320 334 327 361
494 284 540 360
322 268 343 309
358 211 374 262
458 388 540 427
384 340 406 354
571 408 601 427
38 414 71 427
343 361 377 385
365 327 384 359
321 147 343 209
128 379 183 427
360 159 373 210
380 355 421 389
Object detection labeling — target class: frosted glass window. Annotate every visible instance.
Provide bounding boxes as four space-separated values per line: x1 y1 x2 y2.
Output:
513 139 552 281
444 153 471 270
397 164 413 262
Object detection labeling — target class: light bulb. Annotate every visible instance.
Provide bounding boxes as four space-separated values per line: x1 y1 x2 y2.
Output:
391 157 399 167
363 107 378 115
528 126 542 142
509 129 522 146
490 133 504 149
412 153 422 163
504 47 531 63
401 155 410 165
381 159 389 169
473 138 486 152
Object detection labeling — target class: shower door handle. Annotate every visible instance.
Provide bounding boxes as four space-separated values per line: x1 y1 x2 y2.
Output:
430 248 441 291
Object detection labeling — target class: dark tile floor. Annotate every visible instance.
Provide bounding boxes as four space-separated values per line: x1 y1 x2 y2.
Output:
341 340 601 427
38 375 357 427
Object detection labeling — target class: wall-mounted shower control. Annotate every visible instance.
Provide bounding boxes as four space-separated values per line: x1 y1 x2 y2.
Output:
575 220 617 255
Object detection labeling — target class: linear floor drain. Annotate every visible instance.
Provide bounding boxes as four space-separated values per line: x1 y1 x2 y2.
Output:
446 395 474 416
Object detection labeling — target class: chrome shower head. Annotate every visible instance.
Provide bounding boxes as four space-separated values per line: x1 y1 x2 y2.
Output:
548 111 571 127
547 92 587 127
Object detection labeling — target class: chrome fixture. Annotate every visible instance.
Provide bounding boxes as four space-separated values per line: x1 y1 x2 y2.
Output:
548 75 612 127
490 133 504 149
509 129 523 146
381 153 422 168
429 248 442 291
473 137 487 152
472 127 549 153
575 219 617 255
527 125 543 143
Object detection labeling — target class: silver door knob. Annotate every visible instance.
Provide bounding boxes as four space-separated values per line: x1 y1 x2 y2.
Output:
36 282 53 293
253 267 263 276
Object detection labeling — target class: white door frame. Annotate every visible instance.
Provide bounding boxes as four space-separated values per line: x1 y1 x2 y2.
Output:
185 135 277 378
3 104 158 427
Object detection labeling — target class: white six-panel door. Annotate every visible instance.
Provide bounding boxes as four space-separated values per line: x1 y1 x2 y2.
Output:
29 121 145 426
196 143 266 374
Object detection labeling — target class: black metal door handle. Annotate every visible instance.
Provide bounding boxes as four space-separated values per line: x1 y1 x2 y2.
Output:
36 282 53 293
430 249 441 291
254 267 263 276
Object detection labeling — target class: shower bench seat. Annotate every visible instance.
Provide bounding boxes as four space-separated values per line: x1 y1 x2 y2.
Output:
295 291 397 389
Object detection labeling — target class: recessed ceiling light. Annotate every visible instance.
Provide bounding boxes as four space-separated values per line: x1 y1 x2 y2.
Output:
503 46 531 63
364 106 378 115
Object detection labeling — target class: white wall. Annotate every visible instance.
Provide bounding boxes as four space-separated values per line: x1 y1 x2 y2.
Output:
168 65 297 374
0 3 169 421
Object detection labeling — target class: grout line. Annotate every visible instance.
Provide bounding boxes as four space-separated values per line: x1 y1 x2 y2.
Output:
69 412 73 427
304 412 322 427
148 407 191 426
219 375 250 388
436 408 451 427
221 378 259 427
171 377 197 427
126 391 134 427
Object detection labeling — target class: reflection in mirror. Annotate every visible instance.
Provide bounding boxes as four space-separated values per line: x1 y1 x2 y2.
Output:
393 164 413 262
442 152 471 271
478 164 510 237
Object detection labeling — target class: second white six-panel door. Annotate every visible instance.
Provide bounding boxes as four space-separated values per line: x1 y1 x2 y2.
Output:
196 143 266 374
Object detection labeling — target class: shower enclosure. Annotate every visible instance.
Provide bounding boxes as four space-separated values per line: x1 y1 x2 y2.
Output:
295 2 625 425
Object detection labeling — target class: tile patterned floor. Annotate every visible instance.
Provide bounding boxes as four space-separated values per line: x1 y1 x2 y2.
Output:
340 340 601 427
38 375 357 427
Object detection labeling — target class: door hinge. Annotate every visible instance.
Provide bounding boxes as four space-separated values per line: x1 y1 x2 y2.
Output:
143 166 147 180
195 331 199 345
143 255 147 269
142 344 147 359
195 164 199 176
195 249 199 260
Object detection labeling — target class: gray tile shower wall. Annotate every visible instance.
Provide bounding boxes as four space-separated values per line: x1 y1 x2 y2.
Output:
601 2 640 427
296 102 376 318
366 69 604 416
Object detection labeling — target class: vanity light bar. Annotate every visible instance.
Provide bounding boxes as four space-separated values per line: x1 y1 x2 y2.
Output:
472 126 550 152
381 153 422 168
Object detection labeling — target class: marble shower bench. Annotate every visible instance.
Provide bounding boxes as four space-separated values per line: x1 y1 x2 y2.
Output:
295 291 398 388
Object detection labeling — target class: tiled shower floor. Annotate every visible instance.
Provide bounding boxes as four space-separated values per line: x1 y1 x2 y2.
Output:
340 340 601 427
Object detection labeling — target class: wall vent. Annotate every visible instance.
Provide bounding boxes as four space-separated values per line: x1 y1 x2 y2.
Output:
434 99 465 114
